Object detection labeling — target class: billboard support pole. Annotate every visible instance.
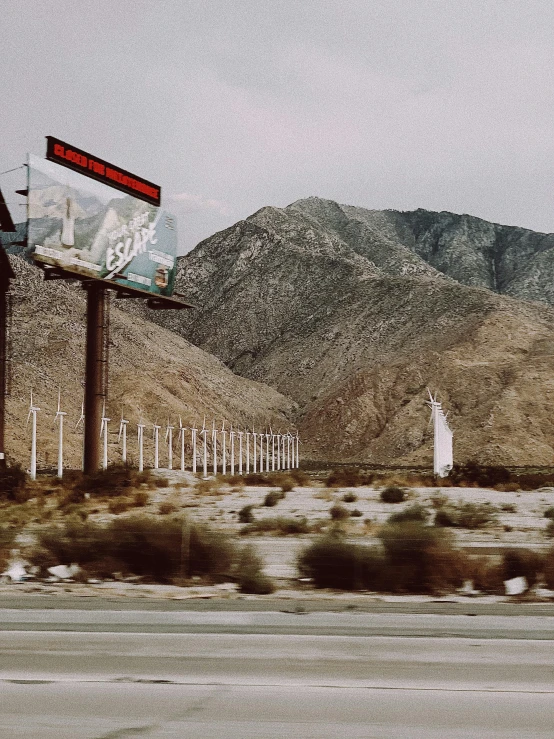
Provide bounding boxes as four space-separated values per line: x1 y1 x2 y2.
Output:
0 286 7 470
83 282 106 474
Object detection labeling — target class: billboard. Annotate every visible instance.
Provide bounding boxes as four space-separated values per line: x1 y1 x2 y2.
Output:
27 154 177 297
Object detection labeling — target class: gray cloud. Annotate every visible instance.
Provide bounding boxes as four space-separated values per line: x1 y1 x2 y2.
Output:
2 0 554 252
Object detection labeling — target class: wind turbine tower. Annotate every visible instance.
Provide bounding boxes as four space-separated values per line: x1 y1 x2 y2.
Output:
153 421 161 470
26 391 40 481
238 429 243 474
137 419 145 472
118 412 129 465
100 403 110 471
54 390 66 479
229 426 235 475
191 421 198 474
427 390 453 477
166 420 174 470
221 421 227 475
201 419 208 478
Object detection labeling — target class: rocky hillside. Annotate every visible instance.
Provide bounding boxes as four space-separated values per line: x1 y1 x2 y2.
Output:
3 256 293 470
151 198 554 466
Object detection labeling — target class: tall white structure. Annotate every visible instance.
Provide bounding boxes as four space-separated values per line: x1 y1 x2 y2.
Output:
238 430 244 474
100 403 110 471
229 426 235 475
191 422 198 474
201 419 208 478
118 413 128 465
137 420 145 472
427 390 453 477
26 391 40 481
221 421 227 475
212 421 218 475
152 422 161 470
54 390 66 479
165 420 174 470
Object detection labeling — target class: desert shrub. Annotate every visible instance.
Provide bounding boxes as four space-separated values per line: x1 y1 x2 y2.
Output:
502 548 543 588
241 517 310 535
329 504 350 521
220 474 243 486
545 520 554 538
449 462 511 488
378 523 466 593
74 465 150 499
133 491 149 507
350 509 363 517
544 548 554 589
154 477 169 488
195 478 216 494
380 486 406 504
342 492 357 503
435 502 497 529
500 503 517 513
0 463 28 502
244 472 269 485
496 482 520 492
298 536 384 590
544 507 554 519
388 504 430 525
108 497 132 515
430 492 449 509
64 504 88 521
279 476 294 493
158 501 178 515
238 504 255 523
264 490 285 507
29 516 236 583
289 469 309 487
326 468 374 488
0 524 16 570
235 545 275 594
468 557 505 594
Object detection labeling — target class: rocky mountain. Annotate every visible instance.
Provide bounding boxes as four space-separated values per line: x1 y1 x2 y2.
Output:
150 198 554 466
3 255 293 470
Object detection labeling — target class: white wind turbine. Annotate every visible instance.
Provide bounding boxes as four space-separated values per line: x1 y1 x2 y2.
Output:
221 420 227 475
118 410 129 465
245 429 250 473
252 427 257 473
237 428 244 474
276 432 281 471
100 401 110 471
295 430 300 468
271 428 275 472
229 425 235 475
152 421 161 470
260 431 264 473
201 418 208 478
212 420 218 475
26 391 40 481
427 389 453 477
191 419 198 474
54 389 66 479
137 416 145 472
265 429 270 473
165 419 174 470
177 417 186 472
281 432 286 470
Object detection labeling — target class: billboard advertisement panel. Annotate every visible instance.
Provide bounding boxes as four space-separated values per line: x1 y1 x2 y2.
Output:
27 154 177 297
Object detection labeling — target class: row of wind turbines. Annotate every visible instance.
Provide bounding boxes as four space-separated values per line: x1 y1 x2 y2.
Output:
25 392 300 480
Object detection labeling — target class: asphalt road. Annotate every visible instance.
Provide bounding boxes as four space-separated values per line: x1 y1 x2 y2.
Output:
1 609 554 738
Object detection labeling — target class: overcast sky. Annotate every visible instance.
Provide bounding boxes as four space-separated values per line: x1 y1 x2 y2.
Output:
2 0 554 253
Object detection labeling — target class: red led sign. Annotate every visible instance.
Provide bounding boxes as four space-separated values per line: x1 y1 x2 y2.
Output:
45 136 161 206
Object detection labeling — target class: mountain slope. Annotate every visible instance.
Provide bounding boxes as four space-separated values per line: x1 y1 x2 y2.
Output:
160 199 554 466
4 256 293 470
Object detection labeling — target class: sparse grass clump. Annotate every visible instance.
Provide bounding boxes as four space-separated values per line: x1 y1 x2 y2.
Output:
350 509 363 517
380 486 406 504
289 469 309 487
264 490 285 507
298 536 384 590
435 502 497 529
238 504 255 523
502 548 543 588
326 468 373 488
241 517 310 536
158 501 178 515
500 503 517 513
0 463 28 502
545 520 554 538
329 504 350 521
133 491 149 507
388 504 430 525
341 492 357 503
0 524 16 570
544 507 554 520
108 497 132 515
28 516 235 583
235 546 275 594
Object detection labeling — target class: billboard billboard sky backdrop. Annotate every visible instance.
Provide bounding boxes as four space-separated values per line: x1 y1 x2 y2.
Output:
27 155 177 297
